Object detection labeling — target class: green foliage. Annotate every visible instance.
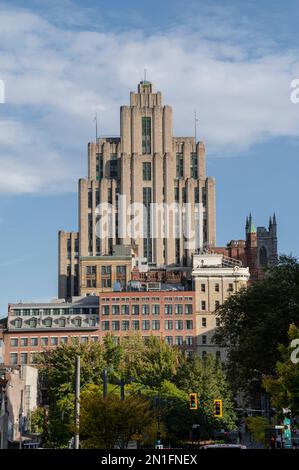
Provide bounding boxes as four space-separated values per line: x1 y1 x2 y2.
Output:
263 323 299 415
213 256 299 394
245 416 270 446
30 406 45 434
79 385 156 449
35 336 237 447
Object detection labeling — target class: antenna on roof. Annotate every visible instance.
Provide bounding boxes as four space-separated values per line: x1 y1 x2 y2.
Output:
194 110 199 144
94 112 99 142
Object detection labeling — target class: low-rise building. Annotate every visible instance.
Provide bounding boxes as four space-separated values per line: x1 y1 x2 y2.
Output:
97 289 196 353
192 252 250 360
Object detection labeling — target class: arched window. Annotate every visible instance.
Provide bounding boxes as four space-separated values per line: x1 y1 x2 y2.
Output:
259 246 268 266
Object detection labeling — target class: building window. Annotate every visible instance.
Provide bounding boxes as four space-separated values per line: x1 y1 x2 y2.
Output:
60 337 68 344
96 153 103 180
175 304 183 315
215 301 220 310
142 304 150 315
186 320 193 330
58 318 66 327
191 153 198 178
112 305 120 316
202 351 207 360
81 336 89 344
29 318 37 328
175 336 183 346
101 278 111 288
164 304 173 315
14 318 22 328
185 304 193 315
143 162 151 181
10 338 18 347
73 318 82 327
175 320 183 330
121 305 129 316
102 321 110 331
10 353 18 365
132 320 140 331
20 337 28 347
228 283 234 292
152 320 160 330
87 279 96 288
174 187 179 202
202 335 207 345
90 336 98 342
122 321 130 331
201 301 206 311
201 284 206 293
30 337 38 347
142 116 151 154
143 187 152 262
41 337 48 347
215 283 220 292
216 318 220 327
86 265 96 275
152 304 160 315
101 305 110 316
176 153 184 178
165 320 173 330
50 337 58 346
165 336 173 346
202 317 207 327
186 336 193 346
142 320 150 331
88 190 92 209
20 353 28 365
109 154 118 179
216 350 221 361
132 305 140 316
44 318 52 328
112 321 120 331
175 238 180 265
194 187 199 204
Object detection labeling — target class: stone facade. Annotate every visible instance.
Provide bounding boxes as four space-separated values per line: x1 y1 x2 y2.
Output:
59 81 216 300
192 253 250 360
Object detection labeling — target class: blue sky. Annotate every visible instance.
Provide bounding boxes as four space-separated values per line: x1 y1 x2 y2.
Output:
0 0 299 316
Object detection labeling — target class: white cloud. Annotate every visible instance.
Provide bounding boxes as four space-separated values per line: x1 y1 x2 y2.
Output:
0 3 299 193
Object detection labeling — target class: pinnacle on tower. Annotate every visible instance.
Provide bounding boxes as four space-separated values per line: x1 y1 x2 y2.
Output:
248 213 256 234
269 216 272 230
245 216 249 234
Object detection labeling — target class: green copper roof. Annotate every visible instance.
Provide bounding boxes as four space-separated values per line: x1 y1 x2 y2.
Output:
247 214 256 234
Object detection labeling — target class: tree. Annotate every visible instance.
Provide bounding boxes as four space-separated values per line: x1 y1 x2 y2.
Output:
35 336 237 447
213 256 299 395
245 416 270 447
79 385 156 449
263 323 299 415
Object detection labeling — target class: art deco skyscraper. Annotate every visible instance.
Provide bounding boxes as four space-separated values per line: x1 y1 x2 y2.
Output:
58 81 216 299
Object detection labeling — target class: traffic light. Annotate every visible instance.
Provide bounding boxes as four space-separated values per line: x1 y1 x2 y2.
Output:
189 393 198 410
214 399 223 418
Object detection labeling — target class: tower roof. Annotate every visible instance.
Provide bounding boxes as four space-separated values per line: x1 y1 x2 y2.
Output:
247 213 256 234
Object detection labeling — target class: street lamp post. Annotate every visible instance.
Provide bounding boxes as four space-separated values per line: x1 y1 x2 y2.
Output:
74 355 80 449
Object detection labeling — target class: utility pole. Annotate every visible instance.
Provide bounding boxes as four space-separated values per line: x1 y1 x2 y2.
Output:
102 368 108 399
120 378 125 401
74 355 80 449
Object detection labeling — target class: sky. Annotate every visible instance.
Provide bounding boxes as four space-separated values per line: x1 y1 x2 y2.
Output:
0 0 299 316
